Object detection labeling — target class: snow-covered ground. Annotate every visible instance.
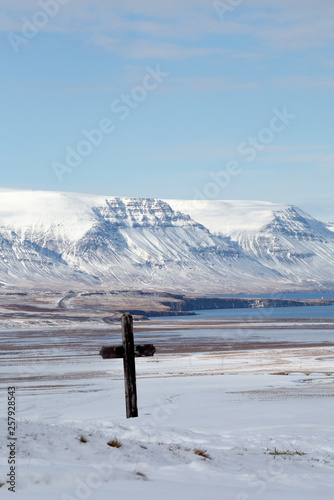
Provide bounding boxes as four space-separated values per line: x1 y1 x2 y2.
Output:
1 332 334 499
167 199 285 234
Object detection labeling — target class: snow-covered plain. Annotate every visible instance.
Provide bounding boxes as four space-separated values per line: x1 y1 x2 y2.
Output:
1 373 334 500
1 321 334 500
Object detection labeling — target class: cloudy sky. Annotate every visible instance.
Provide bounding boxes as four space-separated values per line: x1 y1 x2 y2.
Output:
1 0 333 220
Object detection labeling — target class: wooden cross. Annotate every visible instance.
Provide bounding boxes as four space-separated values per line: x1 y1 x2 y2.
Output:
99 312 156 418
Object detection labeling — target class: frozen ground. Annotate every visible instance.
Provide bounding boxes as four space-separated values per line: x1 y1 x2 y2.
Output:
0 320 334 499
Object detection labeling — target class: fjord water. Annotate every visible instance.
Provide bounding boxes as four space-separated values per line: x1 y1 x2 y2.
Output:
159 292 334 320
151 294 334 349
193 304 334 320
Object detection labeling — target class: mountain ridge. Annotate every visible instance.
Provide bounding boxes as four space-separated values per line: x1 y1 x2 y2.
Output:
0 189 333 293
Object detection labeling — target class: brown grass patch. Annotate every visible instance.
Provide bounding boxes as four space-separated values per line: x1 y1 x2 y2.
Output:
135 471 148 480
107 438 122 448
194 448 212 460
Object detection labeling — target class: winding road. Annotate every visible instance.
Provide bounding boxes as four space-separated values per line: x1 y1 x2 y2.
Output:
58 291 78 310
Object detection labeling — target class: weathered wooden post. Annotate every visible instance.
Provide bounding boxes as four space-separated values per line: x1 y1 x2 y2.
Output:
121 312 138 418
99 312 156 419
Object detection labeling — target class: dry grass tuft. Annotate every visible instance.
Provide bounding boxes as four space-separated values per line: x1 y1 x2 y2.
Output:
107 438 122 448
169 444 182 452
135 471 148 480
268 447 306 457
78 435 88 443
194 448 212 460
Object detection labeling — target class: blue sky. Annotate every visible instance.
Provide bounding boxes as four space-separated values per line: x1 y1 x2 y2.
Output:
1 0 334 220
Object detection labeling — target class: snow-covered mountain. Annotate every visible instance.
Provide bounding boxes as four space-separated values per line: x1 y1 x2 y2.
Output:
0 190 333 292
168 200 334 291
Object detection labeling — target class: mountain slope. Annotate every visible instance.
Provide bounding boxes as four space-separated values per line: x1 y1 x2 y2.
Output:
0 190 283 292
167 200 334 290
0 190 333 292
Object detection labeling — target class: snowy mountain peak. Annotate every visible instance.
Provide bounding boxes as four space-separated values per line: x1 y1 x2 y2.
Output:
326 222 334 233
0 190 333 292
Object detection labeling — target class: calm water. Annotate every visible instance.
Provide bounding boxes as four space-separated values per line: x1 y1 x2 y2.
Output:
156 304 334 320
192 305 334 320
206 292 334 300
151 293 334 350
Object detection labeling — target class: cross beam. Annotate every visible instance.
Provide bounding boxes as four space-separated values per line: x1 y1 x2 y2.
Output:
100 344 156 359
99 312 156 418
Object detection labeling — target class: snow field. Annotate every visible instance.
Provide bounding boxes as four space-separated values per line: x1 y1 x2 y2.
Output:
1 357 334 499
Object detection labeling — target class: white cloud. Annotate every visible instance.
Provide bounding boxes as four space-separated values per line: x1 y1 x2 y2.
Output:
170 76 260 90
2 0 334 58
274 75 334 89
91 37 216 59
90 36 259 61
